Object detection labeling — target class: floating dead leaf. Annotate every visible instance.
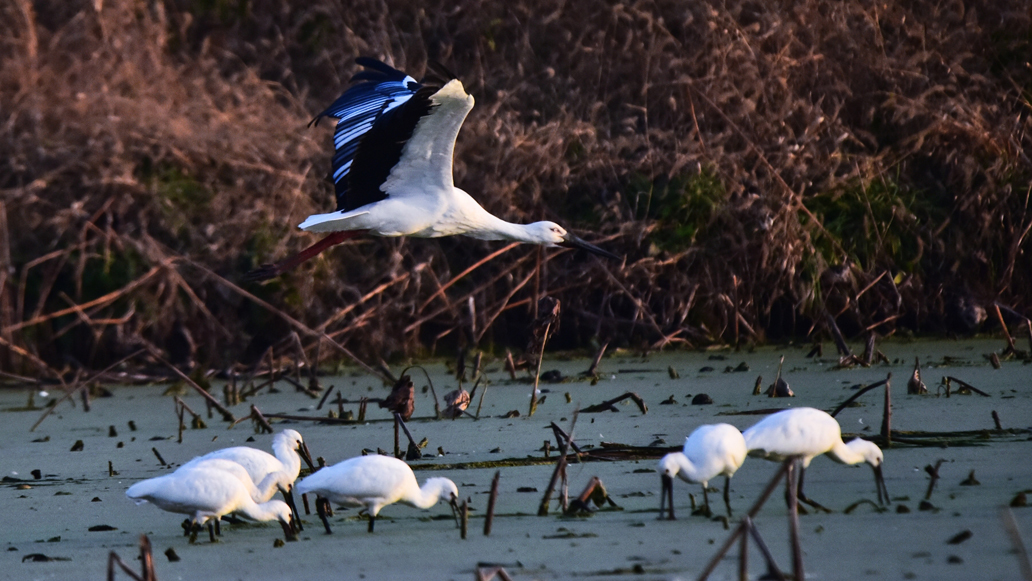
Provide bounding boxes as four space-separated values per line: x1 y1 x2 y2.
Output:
946 530 972 545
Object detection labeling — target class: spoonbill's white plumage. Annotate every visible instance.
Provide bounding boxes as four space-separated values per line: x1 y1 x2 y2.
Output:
126 459 297 542
658 423 747 519
295 454 459 533
183 429 314 529
742 407 888 510
246 57 617 280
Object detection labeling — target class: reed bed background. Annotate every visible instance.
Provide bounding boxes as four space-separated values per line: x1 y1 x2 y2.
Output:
1 0 1029 374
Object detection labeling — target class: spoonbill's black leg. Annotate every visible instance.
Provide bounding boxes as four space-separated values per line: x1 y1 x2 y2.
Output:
796 467 832 513
698 485 713 518
658 474 675 520
316 496 333 534
723 475 733 517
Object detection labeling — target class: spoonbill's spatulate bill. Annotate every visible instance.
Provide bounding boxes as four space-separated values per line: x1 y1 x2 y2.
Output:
742 407 888 510
658 423 747 519
183 429 314 529
246 57 618 280
126 459 297 542
294 454 459 533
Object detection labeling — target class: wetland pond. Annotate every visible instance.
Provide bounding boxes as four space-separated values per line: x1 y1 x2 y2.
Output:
3 339 1031 580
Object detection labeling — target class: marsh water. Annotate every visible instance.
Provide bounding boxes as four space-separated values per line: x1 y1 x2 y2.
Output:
3 339 1031 580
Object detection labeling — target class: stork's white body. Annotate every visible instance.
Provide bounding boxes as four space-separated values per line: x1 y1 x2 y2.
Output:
183 429 309 502
658 423 746 517
302 182 548 241
659 423 747 488
296 454 457 516
742 407 882 468
125 459 294 536
296 454 458 533
742 407 888 507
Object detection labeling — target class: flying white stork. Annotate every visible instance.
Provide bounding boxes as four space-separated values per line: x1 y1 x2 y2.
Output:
247 57 617 280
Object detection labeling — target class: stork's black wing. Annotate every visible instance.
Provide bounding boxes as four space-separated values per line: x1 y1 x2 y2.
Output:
313 58 455 212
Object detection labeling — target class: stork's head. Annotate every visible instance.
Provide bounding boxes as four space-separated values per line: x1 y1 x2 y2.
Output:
271 500 294 524
846 438 890 505
658 452 682 479
845 438 884 468
658 450 697 484
426 477 460 506
273 501 299 541
278 429 304 448
276 429 315 472
526 221 620 259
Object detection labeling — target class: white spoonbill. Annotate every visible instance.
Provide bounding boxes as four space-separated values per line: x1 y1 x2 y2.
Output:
246 57 618 281
294 454 459 533
742 407 888 511
658 423 747 519
183 429 314 528
126 459 297 542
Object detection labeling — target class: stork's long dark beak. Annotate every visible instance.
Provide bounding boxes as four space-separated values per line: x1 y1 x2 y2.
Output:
872 464 889 505
559 232 621 260
281 516 299 542
282 484 304 532
448 493 460 528
298 441 316 473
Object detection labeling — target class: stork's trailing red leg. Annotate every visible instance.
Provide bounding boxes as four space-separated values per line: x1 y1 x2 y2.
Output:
244 231 363 281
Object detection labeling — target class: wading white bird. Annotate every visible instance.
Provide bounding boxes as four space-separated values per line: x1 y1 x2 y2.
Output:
126 459 297 542
246 57 618 280
742 407 888 511
295 454 459 533
183 429 314 529
658 423 747 519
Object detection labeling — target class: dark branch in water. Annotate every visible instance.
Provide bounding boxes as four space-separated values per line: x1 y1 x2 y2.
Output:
944 376 991 397
829 375 890 418
582 392 648 414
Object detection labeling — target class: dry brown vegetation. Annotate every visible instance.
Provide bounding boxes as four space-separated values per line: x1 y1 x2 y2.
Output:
1 0 1030 373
